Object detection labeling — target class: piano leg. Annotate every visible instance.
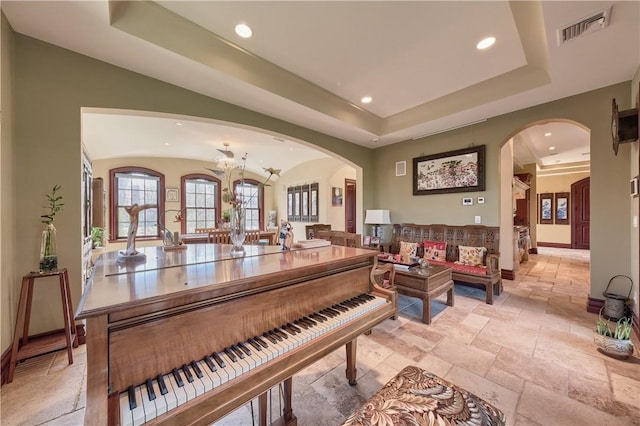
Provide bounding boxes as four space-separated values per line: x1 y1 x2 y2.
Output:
345 339 357 386
258 392 268 426
282 377 296 425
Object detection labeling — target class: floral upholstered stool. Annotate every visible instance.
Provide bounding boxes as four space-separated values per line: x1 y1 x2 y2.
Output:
342 365 506 426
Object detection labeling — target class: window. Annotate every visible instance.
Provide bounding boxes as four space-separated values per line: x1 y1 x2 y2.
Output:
234 179 263 230
181 174 221 233
110 167 164 240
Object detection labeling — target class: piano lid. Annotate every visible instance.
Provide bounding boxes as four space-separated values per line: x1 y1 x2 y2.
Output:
76 244 375 320
100 244 283 277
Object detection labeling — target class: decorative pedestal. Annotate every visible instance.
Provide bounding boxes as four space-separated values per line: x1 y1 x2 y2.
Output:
7 269 78 383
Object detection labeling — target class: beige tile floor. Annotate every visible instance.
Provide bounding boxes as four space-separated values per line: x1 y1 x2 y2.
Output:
2 247 639 425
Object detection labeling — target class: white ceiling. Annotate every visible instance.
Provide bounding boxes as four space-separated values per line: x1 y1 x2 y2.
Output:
3 1 639 174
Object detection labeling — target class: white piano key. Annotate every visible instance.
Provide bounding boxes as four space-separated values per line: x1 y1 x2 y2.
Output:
220 351 243 378
150 379 167 416
167 374 187 406
140 382 157 423
119 392 134 426
161 374 178 411
195 360 214 392
132 387 146 426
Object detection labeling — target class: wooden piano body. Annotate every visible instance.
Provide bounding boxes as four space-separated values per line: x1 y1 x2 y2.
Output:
76 244 396 425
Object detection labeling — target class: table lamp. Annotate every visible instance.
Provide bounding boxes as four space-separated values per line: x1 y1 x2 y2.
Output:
364 209 391 239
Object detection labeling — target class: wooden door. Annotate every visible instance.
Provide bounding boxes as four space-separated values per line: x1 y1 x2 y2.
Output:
345 179 356 233
571 177 590 249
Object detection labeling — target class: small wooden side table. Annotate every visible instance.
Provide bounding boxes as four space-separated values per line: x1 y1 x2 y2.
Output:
7 269 78 383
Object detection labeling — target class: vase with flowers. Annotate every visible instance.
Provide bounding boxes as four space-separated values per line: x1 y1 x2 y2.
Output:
206 150 279 254
39 185 64 272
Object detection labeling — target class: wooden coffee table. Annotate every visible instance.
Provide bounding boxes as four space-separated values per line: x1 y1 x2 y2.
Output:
393 264 454 324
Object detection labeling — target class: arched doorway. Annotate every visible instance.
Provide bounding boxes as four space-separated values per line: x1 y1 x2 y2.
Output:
499 119 591 277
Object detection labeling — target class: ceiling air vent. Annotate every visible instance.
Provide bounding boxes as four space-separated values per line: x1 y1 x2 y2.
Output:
557 6 611 45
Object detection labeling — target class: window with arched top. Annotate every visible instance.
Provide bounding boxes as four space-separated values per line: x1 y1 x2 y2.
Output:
109 166 164 241
233 179 263 230
181 174 221 233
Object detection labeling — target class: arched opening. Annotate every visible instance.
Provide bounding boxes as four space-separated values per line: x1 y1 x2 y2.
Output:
499 119 591 278
81 108 363 256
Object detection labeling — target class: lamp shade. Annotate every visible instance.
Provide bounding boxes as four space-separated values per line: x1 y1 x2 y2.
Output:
364 209 391 225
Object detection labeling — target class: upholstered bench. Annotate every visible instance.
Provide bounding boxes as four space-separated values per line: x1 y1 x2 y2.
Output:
342 365 506 426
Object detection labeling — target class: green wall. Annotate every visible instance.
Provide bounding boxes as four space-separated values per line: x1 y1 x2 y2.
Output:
1 12 17 352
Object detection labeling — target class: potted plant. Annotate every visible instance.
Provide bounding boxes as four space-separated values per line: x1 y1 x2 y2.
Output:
91 226 104 249
594 308 634 359
39 185 64 272
222 209 231 222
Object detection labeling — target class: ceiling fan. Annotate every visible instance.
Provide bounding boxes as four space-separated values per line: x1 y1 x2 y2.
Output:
217 142 234 159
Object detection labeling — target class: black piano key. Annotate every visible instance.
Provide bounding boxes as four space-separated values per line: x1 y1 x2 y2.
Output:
288 322 302 333
231 345 245 359
327 307 341 315
332 304 348 312
248 337 262 351
224 347 238 362
190 361 203 379
212 352 226 368
127 385 137 410
320 309 336 318
273 328 288 339
310 313 326 322
294 319 309 329
181 364 194 383
238 341 252 356
269 330 283 341
263 332 278 344
145 378 156 401
282 325 296 336
157 374 168 395
303 316 317 325
204 355 217 372
172 368 184 387
255 335 269 347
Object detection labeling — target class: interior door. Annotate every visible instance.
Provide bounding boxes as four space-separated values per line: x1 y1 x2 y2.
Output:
345 179 356 233
571 177 590 249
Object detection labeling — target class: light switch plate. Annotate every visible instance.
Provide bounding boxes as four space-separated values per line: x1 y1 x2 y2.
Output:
475 216 481 224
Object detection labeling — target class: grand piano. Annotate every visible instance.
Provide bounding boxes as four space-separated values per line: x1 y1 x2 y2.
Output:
76 243 397 425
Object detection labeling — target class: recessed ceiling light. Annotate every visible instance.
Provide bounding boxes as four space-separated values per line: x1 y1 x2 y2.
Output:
361 96 372 104
476 36 496 50
235 23 253 38
164 142 170 146
544 132 552 137
175 122 182 126
549 146 556 150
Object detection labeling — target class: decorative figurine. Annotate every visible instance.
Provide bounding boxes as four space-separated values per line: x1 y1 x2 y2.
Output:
118 203 155 261
279 219 293 250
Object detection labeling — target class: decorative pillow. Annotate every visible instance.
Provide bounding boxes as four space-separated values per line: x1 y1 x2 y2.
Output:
399 241 418 258
457 245 487 266
423 240 447 262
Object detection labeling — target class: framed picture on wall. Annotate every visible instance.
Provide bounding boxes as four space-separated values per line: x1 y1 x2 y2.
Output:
555 192 569 225
309 183 319 222
539 193 553 224
332 187 343 206
413 145 486 195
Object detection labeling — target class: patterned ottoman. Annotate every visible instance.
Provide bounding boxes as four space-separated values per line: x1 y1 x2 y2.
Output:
342 366 506 426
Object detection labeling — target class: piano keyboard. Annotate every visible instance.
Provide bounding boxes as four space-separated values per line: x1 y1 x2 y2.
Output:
119 293 387 426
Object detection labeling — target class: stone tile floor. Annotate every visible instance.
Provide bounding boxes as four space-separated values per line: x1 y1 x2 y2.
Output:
2 247 639 425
